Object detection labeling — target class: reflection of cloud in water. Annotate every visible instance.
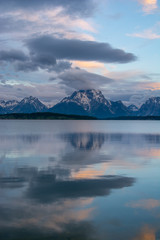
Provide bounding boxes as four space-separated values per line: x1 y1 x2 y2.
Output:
60 150 111 167
0 220 98 240
0 167 135 203
0 133 160 162
0 123 160 240
0 199 95 231
127 199 160 210
26 171 134 203
72 163 109 179
132 226 156 240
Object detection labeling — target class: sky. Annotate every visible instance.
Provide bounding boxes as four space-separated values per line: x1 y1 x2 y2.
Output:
0 0 159 106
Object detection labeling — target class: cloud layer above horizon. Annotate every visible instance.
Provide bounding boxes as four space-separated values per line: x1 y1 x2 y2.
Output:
0 0 159 106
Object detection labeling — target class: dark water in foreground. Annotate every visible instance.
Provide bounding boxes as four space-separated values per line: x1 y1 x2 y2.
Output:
0 120 160 240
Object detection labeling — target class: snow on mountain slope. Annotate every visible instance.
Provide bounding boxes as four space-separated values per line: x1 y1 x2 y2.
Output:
138 97 160 116
50 89 130 118
12 96 48 113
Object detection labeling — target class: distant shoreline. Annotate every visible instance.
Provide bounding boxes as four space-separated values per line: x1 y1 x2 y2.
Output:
0 112 96 120
0 112 160 120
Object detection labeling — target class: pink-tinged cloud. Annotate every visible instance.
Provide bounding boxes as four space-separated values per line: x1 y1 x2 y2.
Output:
128 29 160 39
137 0 158 13
138 82 160 90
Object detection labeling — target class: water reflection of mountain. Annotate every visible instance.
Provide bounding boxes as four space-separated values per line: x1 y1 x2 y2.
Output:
144 134 160 144
62 133 105 150
104 133 160 145
0 134 41 144
61 132 160 151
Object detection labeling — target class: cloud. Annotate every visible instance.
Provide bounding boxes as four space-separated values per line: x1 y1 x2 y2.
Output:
103 70 160 106
0 49 28 63
0 34 136 74
55 68 113 91
0 81 67 105
127 22 160 39
1 70 160 107
0 10 96 41
26 35 137 64
0 0 97 17
0 49 72 73
137 0 158 14
72 61 107 72
0 176 26 188
106 69 146 81
15 58 71 73
128 30 160 39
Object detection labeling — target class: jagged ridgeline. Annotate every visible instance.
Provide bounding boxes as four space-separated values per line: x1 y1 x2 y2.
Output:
0 90 160 118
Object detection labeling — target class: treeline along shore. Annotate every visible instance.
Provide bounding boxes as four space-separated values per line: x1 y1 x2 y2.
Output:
0 112 160 120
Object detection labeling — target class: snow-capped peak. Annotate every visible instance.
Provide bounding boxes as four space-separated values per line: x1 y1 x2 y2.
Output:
0 100 18 108
61 89 110 111
0 100 6 107
147 97 160 104
128 104 138 112
21 96 38 104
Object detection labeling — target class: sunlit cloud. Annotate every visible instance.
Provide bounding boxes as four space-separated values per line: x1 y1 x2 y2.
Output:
128 28 160 39
72 61 108 74
138 82 160 90
137 0 158 14
0 8 96 41
105 69 145 80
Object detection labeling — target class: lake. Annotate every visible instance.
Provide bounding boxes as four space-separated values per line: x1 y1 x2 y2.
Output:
0 120 160 240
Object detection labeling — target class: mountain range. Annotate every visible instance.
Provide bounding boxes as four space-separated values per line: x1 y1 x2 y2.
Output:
0 89 160 118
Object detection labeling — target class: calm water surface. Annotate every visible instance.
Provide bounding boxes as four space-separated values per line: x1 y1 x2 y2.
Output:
0 120 160 240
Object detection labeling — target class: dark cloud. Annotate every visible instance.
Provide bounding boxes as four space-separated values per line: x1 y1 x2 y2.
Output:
15 60 72 73
0 35 137 75
15 61 39 72
0 49 71 72
0 49 28 63
0 0 96 17
56 68 113 90
50 60 72 73
0 177 25 188
15 51 57 72
27 35 137 64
